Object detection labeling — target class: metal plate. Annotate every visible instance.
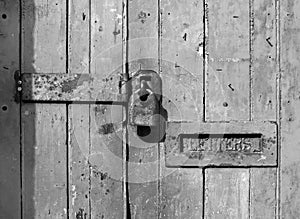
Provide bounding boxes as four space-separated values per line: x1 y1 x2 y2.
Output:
165 121 277 167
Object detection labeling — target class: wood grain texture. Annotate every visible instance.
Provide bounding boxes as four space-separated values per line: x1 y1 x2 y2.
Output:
206 0 250 121
68 0 90 73
91 0 123 77
68 1 91 218
90 104 124 218
22 104 67 218
160 168 203 218
68 105 90 218
160 0 203 122
128 0 158 72
250 168 277 219
21 0 68 218
250 1 278 217
0 0 21 218
252 0 277 121
205 169 249 219
22 0 66 73
127 0 160 218
280 0 300 217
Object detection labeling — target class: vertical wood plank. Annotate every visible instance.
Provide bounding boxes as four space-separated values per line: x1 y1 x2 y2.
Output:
90 0 124 217
250 168 276 219
90 104 124 218
128 0 158 71
160 0 204 122
206 0 250 121
68 0 90 217
159 1 204 218
91 0 123 76
22 0 66 73
160 168 203 218
205 1 251 218
22 104 67 218
127 0 159 218
250 1 278 218
205 169 250 219
0 0 21 218
68 105 90 218
252 0 277 121
68 0 90 73
22 0 67 218
280 0 300 217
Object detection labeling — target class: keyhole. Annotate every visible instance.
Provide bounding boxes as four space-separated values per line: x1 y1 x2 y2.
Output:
139 93 149 101
137 126 151 137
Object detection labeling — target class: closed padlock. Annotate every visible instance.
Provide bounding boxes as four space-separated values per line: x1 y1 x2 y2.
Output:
129 70 162 126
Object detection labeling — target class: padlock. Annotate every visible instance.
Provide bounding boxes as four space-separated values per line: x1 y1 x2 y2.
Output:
129 70 162 126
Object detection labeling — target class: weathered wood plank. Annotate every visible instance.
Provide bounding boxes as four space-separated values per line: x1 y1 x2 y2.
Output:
165 121 277 167
68 105 90 218
128 0 158 72
252 0 277 121
127 0 160 218
22 0 68 218
68 1 91 218
22 0 66 73
21 73 124 102
159 1 204 218
160 168 203 218
280 0 300 217
91 0 123 77
250 1 278 217
205 169 250 219
161 0 204 122
22 104 67 218
0 0 20 218
250 168 277 219
206 0 250 121
90 104 124 218
68 0 90 73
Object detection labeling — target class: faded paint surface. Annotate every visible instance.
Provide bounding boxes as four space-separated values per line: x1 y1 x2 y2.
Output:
0 0 21 218
5 0 300 218
21 0 68 218
280 0 300 218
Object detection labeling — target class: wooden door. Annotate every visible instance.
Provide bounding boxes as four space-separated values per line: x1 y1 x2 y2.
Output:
1 0 300 218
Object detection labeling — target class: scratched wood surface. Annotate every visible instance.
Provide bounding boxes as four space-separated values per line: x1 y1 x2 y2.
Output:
250 0 278 217
160 0 204 122
21 0 67 218
204 0 251 217
205 169 250 219
159 1 204 217
127 0 160 218
206 0 250 121
280 0 300 217
90 104 124 218
204 0 278 218
90 0 124 218
68 105 90 218
68 1 90 217
68 0 89 74
252 0 277 121
0 0 291 218
0 0 21 218
22 104 67 218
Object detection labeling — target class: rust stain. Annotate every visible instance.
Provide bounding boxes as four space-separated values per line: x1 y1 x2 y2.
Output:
138 11 147 23
98 123 115 135
76 208 87 219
